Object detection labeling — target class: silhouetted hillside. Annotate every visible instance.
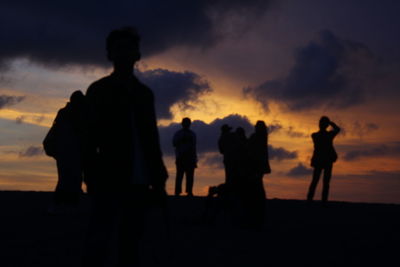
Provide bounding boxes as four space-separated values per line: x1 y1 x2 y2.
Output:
0 191 399 267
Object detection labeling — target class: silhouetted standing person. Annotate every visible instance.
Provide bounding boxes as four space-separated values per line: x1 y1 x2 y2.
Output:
232 127 248 188
307 116 340 203
218 124 236 185
82 27 168 267
46 90 86 214
173 117 197 196
243 120 271 229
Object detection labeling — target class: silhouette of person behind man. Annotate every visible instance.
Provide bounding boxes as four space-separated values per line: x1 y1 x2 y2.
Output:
234 126 248 187
218 124 237 185
205 126 248 224
242 120 271 230
307 116 340 204
173 117 197 196
47 90 86 214
81 27 168 267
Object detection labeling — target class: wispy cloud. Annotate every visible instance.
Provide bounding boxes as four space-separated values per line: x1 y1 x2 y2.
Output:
19 146 44 157
0 95 25 109
287 162 313 177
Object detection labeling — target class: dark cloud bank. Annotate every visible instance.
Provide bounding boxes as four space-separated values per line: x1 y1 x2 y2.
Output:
342 142 400 161
0 0 272 67
0 95 24 109
158 114 297 161
245 30 374 112
287 163 313 177
137 69 211 119
0 1 272 118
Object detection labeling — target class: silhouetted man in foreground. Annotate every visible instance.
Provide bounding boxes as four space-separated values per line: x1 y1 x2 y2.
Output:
173 117 197 196
82 27 168 267
307 116 340 203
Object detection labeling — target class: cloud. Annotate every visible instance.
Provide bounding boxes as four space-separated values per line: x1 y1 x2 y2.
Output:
0 95 25 109
34 115 45 124
244 30 373 112
287 162 313 177
199 153 224 169
343 142 400 161
15 114 46 125
15 116 25 124
159 114 254 155
351 121 379 138
0 0 272 68
158 114 297 161
269 145 298 161
268 123 283 134
286 126 307 138
137 68 211 119
19 146 44 157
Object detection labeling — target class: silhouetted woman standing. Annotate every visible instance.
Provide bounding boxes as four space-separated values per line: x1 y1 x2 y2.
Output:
307 116 340 203
243 120 271 229
49 90 86 213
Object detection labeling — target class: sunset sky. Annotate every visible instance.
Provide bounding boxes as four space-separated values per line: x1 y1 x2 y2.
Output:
1 0 399 203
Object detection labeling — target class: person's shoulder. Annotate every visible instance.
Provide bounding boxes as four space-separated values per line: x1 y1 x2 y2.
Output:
55 105 69 121
175 128 185 135
86 75 113 96
173 129 185 140
173 128 181 134
248 133 256 142
135 77 154 99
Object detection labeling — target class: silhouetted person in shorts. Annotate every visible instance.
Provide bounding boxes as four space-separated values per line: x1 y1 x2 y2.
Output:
82 27 168 267
173 117 197 196
243 120 271 229
307 116 340 203
47 90 86 214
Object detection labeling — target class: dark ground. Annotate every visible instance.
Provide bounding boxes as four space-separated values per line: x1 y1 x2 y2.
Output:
0 191 399 267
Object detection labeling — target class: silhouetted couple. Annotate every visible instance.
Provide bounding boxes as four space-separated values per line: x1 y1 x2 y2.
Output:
218 121 271 229
76 27 168 266
173 117 197 196
307 116 341 204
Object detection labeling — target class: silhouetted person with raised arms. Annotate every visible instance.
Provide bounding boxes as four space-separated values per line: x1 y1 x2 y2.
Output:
45 90 86 214
307 116 340 204
173 117 197 196
82 27 168 267
243 120 271 229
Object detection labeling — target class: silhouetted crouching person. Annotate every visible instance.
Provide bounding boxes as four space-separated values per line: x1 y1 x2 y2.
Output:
307 116 340 204
173 117 197 196
82 27 168 267
204 127 248 226
46 90 86 214
243 120 271 230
